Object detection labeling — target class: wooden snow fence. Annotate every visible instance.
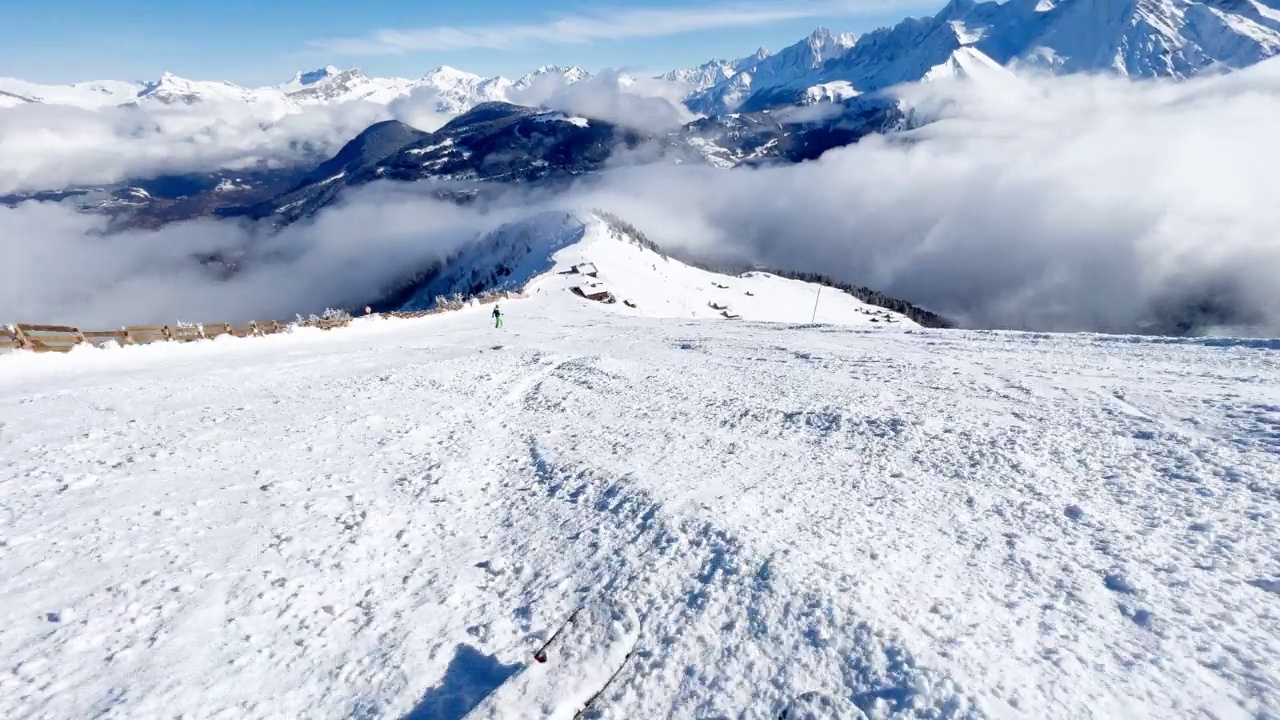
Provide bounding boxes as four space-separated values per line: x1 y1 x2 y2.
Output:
2 290 530 356
9 324 85 353
3 318 318 354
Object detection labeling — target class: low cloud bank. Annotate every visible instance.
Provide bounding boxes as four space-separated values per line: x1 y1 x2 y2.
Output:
510 71 701 132
568 62 1280 334
0 96 457 196
4 60 1280 336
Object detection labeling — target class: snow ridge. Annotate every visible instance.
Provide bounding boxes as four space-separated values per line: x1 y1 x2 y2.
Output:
390 210 920 328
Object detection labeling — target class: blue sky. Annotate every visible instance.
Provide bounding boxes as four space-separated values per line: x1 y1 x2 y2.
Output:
2 0 945 85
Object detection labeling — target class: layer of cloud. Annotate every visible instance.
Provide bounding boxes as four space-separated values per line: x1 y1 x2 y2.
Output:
0 183 501 326
510 70 701 132
0 101 388 195
565 64 1280 334
4 60 1280 336
386 89 461 133
307 0 920 55
0 96 461 196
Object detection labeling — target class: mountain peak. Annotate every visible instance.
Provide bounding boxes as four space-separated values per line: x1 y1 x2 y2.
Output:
806 26 856 52
296 66 342 85
426 64 468 76
940 0 977 15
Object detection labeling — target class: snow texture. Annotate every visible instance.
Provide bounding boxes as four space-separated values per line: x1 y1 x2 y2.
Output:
2 215 1279 718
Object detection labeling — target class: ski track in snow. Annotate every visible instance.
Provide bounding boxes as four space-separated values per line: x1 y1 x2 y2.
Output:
1 305 1278 720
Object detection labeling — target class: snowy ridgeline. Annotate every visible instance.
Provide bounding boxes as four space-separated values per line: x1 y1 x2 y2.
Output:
1 287 1279 718
388 210 932 329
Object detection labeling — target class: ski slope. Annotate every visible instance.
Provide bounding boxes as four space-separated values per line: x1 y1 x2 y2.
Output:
530 217 917 327
2 296 1279 719
404 210 918 328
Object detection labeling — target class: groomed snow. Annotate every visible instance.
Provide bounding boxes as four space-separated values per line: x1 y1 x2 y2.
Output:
2 275 1279 718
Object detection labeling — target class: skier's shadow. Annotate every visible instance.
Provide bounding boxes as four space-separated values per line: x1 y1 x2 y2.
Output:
402 644 523 720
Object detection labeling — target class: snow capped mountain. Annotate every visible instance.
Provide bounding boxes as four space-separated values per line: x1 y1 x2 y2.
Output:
5 0 1279 118
512 65 592 92
730 18 1016 113
659 48 772 93
686 28 857 114
660 60 740 94
0 77 146 109
0 65 594 115
278 67 413 106
414 66 516 113
708 0 1280 113
977 0 1280 76
277 65 343 93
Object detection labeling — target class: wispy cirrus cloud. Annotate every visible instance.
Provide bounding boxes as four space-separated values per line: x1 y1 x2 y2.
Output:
307 0 915 55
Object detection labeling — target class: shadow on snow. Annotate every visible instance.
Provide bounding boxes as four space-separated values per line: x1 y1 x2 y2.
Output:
401 644 523 720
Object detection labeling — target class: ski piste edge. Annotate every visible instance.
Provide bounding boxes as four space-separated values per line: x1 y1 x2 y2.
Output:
461 600 641 720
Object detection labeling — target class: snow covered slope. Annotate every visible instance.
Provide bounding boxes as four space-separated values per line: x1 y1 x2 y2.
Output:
396 211 920 328
2 294 1277 719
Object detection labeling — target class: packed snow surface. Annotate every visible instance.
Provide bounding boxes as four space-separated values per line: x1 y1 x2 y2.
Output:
2 294 1279 718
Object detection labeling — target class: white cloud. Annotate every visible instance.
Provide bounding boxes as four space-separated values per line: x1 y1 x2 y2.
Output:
307 0 923 55
0 94 461 196
386 89 461 133
4 60 1280 337
0 100 393 195
0 183 495 326
509 70 701 132
562 62 1280 334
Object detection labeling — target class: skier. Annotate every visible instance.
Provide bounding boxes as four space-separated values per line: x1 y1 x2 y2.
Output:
492 304 503 328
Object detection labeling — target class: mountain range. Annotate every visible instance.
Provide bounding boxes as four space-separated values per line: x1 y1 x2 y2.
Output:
0 63 593 114
5 0 1278 225
5 0 1279 118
